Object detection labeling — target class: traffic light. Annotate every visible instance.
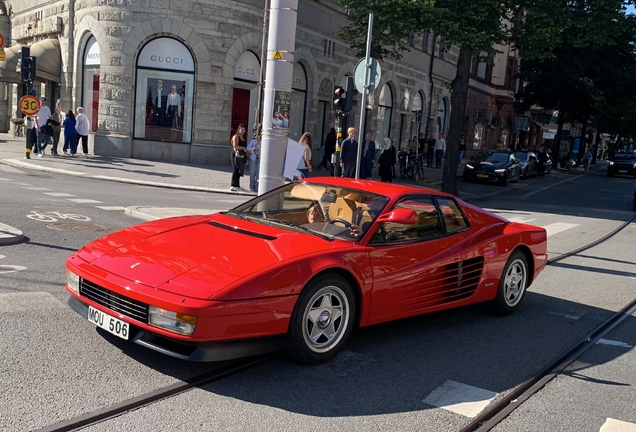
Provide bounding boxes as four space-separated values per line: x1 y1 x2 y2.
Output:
20 56 36 83
344 76 358 113
333 85 345 112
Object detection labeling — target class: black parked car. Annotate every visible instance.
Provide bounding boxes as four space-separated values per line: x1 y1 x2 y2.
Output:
607 152 636 178
514 151 538 179
463 150 522 186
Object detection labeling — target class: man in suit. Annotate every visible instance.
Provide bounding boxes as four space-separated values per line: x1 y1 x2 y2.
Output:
151 80 167 126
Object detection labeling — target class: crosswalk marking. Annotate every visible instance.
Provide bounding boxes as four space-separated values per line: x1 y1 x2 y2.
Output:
67 199 103 204
543 222 580 237
423 380 497 418
43 192 75 197
23 187 51 191
600 418 636 431
95 206 127 211
508 217 537 224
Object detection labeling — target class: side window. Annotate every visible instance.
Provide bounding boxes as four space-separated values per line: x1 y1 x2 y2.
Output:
436 197 468 234
372 197 443 243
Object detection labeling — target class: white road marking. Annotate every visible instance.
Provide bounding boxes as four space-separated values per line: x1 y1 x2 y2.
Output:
543 222 579 237
0 255 27 274
67 199 103 204
596 339 632 348
23 187 51 191
0 177 12 181
423 380 498 418
43 192 75 197
0 165 26 174
600 418 636 431
95 206 127 211
508 217 537 224
0 292 65 312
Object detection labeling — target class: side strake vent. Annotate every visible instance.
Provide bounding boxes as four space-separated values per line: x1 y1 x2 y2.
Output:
209 221 277 240
392 256 486 315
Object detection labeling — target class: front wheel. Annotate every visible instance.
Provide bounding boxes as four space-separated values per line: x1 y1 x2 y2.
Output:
491 250 528 315
287 274 356 364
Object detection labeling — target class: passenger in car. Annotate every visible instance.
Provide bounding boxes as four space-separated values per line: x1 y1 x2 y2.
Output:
307 204 326 223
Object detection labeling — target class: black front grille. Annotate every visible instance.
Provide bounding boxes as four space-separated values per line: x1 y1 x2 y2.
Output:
79 279 149 323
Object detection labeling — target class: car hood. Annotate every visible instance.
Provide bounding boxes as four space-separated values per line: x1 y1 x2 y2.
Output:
87 214 341 298
478 160 508 170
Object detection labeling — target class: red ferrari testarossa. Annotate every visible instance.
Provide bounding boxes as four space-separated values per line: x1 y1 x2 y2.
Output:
66 178 547 364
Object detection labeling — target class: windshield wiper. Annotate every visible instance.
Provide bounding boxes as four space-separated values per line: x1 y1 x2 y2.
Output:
266 218 331 241
225 209 247 220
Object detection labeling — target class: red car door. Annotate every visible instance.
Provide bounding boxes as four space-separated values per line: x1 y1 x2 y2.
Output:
366 196 478 324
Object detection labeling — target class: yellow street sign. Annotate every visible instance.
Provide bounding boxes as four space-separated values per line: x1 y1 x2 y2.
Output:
272 51 283 60
0 51 5 62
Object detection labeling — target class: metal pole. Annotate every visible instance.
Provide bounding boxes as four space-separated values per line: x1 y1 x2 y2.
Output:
355 13 373 180
254 0 269 129
258 0 298 195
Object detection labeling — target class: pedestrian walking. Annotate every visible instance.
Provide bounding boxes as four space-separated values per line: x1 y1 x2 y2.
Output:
230 124 248 191
62 110 77 155
339 127 358 178
75 107 90 155
246 126 262 192
360 132 376 179
323 128 336 172
378 137 397 183
536 145 548 178
418 132 427 155
35 96 52 157
297 132 313 179
435 133 446 168
426 134 436 167
583 148 592 170
48 107 62 156
27 116 38 156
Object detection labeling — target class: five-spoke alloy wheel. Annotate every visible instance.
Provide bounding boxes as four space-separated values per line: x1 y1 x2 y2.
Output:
287 274 356 364
492 250 529 315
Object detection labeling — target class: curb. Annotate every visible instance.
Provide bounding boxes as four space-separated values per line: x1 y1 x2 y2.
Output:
0 222 24 245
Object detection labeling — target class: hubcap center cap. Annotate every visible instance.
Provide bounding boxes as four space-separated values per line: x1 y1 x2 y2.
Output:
318 311 331 329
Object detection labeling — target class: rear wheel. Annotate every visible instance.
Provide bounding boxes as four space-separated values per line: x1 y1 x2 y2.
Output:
501 174 508 186
491 250 528 315
287 274 356 364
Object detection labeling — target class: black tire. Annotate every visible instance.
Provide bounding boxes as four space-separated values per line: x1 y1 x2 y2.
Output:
501 174 508 186
491 250 528 315
607 170 614 177
287 274 356 364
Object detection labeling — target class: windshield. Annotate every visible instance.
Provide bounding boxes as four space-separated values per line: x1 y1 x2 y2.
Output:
229 182 390 241
613 153 636 161
486 152 511 163
514 152 529 161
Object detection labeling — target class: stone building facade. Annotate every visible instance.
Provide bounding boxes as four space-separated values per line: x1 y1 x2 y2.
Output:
1 0 515 165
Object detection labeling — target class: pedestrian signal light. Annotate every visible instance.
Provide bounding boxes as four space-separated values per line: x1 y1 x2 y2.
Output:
333 86 346 112
344 76 358 113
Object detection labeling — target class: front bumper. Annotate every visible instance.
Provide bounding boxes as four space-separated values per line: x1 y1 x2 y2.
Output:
68 296 286 362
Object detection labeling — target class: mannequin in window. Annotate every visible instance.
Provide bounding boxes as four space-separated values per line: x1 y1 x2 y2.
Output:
167 84 182 130
151 79 167 127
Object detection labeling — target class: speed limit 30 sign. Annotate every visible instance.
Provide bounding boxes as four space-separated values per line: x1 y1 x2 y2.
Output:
19 95 41 116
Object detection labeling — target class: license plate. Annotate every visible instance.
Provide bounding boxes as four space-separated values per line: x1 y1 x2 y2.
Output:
619 170 627 173
88 306 129 340
477 174 489 178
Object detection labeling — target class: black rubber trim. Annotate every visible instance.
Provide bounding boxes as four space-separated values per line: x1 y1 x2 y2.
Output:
209 221 277 240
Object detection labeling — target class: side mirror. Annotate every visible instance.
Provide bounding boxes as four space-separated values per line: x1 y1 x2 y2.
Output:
376 208 418 225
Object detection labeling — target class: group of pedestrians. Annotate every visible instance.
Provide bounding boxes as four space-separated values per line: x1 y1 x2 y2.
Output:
230 123 262 192
338 127 397 183
27 96 90 157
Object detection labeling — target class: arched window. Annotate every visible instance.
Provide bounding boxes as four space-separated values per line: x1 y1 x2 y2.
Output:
411 91 423 138
82 36 100 132
437 98 448 136
376 83 393 145
134 37 195 143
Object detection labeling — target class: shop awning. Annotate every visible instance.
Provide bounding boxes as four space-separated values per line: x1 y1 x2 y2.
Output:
30 38 61 83
0 39 61 84
0 44 25 84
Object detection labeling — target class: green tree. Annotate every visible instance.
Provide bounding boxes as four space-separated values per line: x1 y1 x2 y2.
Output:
338 0 625 194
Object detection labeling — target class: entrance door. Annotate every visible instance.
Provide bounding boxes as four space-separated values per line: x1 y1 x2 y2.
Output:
231 88 250 139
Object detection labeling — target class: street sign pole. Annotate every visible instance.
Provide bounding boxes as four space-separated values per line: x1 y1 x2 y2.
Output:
355 14 374 180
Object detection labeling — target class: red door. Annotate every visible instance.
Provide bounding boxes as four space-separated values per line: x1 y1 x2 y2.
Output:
231 88 250 139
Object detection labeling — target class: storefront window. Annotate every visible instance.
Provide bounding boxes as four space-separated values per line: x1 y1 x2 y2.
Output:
134 38 195 143
376 83 393 148
83 36 100 132
473 124 484 149
410 91 423 138
437 98 448 136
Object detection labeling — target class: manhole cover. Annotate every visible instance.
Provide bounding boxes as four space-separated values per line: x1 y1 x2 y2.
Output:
46 223 109 232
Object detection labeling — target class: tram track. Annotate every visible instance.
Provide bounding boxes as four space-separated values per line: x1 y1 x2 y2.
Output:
460 213 636 432
36 215 636 432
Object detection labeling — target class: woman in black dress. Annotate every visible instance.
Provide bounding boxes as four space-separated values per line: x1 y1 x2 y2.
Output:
377 137 396 182
230 124 248 191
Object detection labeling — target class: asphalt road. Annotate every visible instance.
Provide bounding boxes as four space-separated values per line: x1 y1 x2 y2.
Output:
1 163 635 432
